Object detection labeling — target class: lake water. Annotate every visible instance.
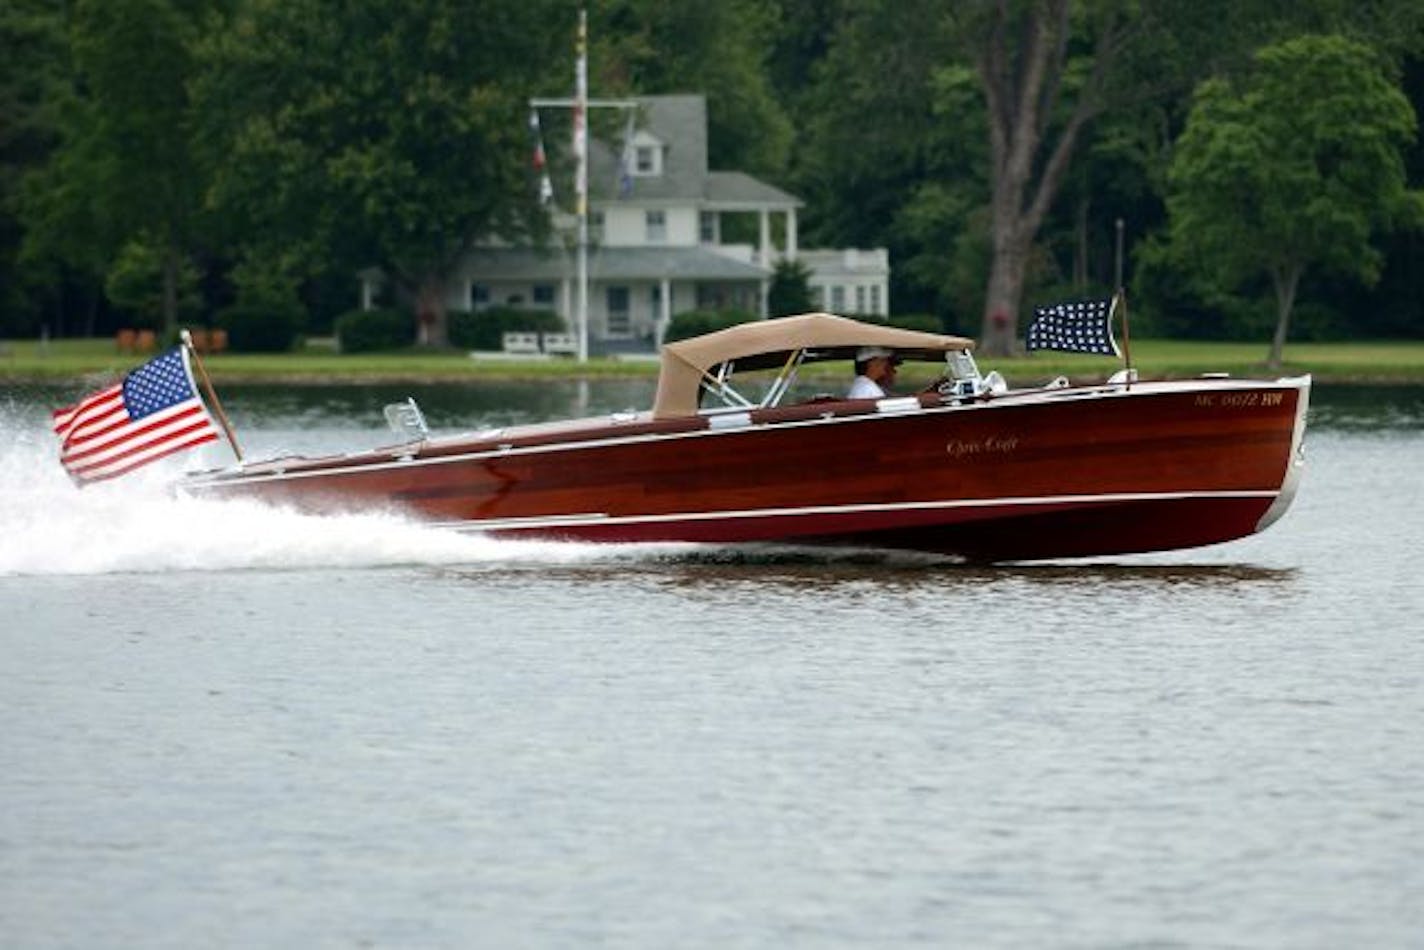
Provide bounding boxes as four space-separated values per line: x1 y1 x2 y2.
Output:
1 380 1422 948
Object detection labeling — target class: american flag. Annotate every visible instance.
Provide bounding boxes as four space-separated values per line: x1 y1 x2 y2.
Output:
52 346 220 485
1025 297 1120 356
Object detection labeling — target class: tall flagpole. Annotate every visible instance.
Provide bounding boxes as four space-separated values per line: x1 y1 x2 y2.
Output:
574 7 589 363
529 8 634 363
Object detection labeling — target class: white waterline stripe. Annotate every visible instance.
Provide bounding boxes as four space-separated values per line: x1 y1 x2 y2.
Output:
430 489 1279 534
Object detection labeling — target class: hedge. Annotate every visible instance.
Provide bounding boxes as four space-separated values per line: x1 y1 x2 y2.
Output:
217 302 304 353
662 309 759 344
448 307 565 351
335 308 416 353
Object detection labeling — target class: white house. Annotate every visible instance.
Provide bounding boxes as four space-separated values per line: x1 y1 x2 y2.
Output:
363 95 892 353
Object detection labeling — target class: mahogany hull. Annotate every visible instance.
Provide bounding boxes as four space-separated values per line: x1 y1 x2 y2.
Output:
183 377 1310 561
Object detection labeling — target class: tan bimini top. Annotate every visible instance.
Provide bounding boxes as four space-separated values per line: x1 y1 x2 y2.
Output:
652 312 975 419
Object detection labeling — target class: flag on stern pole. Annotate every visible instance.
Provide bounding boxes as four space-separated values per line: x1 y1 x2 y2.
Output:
52 346 219 485
1025 296 1120 356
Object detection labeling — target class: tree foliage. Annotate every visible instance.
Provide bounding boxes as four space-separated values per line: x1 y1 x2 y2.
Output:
592 0 791 175
5 0 1424 350
194 0 569 346
0 0 73 333
22 0 211 339
767 257 814 316
1167 34 1420 367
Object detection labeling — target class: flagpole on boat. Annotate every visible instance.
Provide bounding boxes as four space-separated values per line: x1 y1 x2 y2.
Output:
180 329 243 463
1114 288 1133 389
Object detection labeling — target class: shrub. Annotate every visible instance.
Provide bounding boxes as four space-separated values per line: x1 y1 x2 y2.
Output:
663 309 758 344
217 301 304 353
768 259 814 316
335 308 416 353
448 307 564 351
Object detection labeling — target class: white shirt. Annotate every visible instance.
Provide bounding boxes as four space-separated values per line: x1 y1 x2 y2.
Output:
847 375 886 399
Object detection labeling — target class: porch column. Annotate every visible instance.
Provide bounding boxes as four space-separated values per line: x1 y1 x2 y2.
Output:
786 208 798 261
561 278 573 331
759 210 771 267
657 276 672 347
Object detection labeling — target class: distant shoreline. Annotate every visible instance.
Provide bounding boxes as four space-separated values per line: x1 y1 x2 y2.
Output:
4 338 1424 387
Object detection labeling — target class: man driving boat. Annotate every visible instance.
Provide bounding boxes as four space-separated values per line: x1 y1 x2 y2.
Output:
847 346 900 399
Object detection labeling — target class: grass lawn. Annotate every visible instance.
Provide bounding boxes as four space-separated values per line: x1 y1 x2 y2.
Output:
3 335 1423 386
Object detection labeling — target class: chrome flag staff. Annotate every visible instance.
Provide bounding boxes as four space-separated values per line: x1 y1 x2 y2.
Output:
52 340 228 485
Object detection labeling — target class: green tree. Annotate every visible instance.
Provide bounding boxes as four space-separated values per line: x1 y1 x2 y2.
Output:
21 0 210 340
104 236 202 329
195 0 568 347
798 0 1424 352
0 0 70 336
767 257 813 315
592 0 791 176
1167 35 1420 368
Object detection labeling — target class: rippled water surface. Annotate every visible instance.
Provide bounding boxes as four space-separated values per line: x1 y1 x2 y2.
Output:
1 382 1421 948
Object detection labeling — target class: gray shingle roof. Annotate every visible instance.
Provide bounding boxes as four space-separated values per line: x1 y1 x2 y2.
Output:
586 95 798 207
703 171 799 208
462 245 769 282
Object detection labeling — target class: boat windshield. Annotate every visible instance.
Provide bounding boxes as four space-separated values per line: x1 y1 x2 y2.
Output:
698 349 807 412
695 346 996 414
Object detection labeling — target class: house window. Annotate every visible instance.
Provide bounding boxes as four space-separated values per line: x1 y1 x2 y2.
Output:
606 286 631 338
855 285 866 314
700 212 716 244
471 283 489 311
810 285 824 308
830 285 845 311
646 210 666 243
636 145 657 174
533 284 555 307
870 285 882 315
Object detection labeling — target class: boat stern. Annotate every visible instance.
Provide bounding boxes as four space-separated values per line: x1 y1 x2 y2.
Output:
1255 375 1312 534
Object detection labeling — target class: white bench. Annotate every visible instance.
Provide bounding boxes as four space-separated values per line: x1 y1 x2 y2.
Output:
541 333 578 356
501 332 541 355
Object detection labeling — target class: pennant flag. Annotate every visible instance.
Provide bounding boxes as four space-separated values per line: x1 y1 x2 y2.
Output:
529 110 547 170
528 109 554 204
573 8 588 216
52 346 219 485
1026 297 1120 356
617 111 635 198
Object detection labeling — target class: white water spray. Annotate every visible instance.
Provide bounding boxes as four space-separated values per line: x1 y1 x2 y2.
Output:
0 408 664 577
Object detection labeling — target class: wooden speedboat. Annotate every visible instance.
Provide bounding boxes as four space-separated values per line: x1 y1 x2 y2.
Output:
181 313 1310 561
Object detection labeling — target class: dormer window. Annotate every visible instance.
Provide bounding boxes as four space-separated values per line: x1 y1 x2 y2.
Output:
627 130 664 177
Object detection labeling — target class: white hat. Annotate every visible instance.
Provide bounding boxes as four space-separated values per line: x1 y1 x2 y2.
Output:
856 346 896 361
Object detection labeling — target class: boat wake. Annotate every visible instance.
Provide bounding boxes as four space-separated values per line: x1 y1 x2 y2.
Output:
0 417 679 577
5 414 943 578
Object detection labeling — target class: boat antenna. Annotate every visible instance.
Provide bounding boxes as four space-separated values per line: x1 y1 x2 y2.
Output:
180 328 243 463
